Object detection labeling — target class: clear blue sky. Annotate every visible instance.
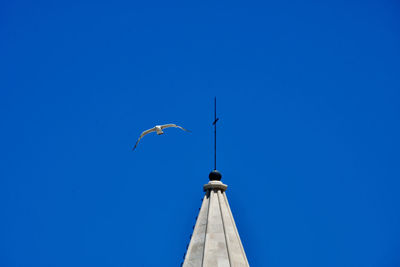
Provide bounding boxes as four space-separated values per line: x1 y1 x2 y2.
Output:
1 0 400 266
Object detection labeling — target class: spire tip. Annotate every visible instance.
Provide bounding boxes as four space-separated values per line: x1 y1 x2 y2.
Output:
209 170 222 181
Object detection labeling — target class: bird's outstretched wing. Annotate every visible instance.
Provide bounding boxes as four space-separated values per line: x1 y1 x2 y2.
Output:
132 127 156 150
160 124 190 132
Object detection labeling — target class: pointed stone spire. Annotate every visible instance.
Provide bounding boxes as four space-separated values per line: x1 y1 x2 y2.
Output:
183 171 249 267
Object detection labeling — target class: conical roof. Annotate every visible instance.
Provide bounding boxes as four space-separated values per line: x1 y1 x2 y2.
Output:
183 174 249 267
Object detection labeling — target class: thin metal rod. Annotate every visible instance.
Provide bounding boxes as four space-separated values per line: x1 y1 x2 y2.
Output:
214 97 217 170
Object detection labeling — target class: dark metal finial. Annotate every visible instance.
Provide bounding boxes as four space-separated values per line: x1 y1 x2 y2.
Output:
209 97 222 181
212 97 219 170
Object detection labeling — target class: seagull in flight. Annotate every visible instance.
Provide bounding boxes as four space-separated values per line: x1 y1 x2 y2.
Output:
132 123 190 150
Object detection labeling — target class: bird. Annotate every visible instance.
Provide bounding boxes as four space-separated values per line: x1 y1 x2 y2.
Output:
132 123 190 150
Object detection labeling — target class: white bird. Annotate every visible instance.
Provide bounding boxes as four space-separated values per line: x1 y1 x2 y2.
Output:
132 123 190 150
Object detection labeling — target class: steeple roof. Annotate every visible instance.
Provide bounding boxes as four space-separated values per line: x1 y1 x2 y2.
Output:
183 175 249 267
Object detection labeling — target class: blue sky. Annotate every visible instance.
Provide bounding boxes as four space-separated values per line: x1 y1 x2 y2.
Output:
1 0 400 266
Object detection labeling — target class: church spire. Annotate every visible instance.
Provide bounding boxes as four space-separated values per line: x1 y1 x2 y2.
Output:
182 172 249 267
